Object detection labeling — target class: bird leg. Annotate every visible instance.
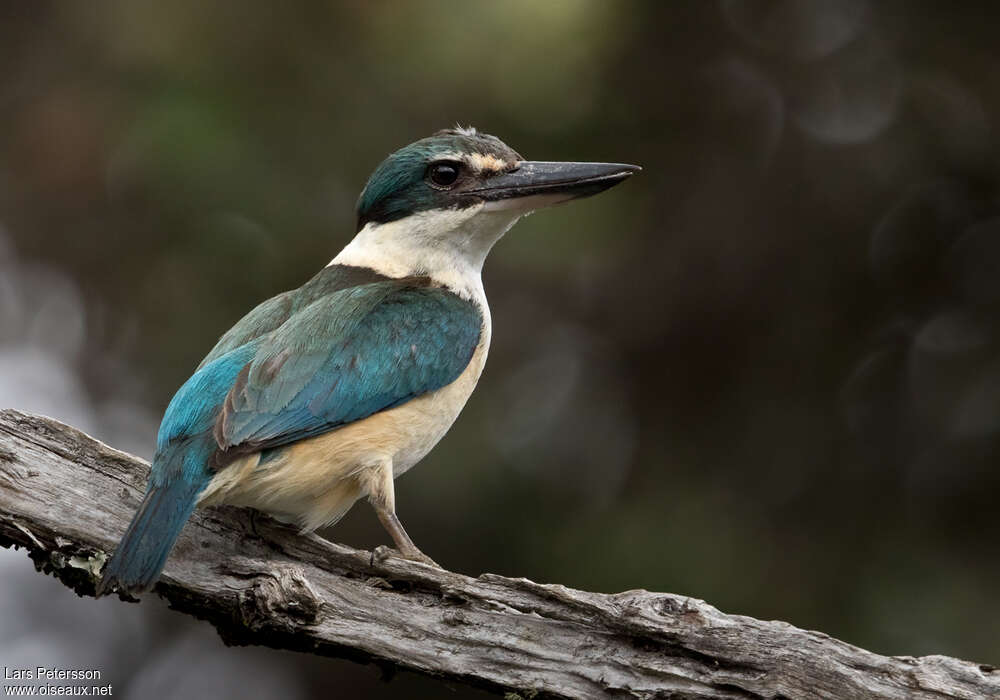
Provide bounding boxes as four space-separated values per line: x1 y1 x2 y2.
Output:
365 461 438 567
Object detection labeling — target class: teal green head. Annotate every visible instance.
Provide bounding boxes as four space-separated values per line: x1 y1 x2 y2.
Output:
355 127 640 232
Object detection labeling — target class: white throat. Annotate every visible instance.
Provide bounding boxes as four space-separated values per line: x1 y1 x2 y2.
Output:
330 204 522 301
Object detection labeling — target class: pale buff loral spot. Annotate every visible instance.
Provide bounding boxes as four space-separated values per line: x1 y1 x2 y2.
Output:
466 152 512 175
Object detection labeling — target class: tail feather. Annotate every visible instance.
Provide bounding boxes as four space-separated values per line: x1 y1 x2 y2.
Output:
96 478 204 597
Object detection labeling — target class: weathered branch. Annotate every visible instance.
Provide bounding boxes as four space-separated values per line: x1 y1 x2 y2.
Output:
0 409 996 699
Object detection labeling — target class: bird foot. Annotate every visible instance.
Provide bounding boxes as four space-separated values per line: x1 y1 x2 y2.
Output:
370 544 439 568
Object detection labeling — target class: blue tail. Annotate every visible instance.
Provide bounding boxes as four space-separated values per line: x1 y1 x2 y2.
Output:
96 475 205 597
96 345 254 597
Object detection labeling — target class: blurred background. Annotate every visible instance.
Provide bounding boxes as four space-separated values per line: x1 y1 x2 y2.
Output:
1 1 998 697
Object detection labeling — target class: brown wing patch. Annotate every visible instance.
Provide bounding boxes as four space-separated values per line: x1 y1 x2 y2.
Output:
212 361 251 459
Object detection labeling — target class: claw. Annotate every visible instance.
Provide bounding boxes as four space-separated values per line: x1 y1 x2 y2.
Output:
370 544 439 568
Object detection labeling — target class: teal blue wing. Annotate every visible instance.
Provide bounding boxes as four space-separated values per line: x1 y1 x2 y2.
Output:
155 277 481 479
211 278 482 458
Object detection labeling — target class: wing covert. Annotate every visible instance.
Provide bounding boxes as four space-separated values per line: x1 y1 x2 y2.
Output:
198 264 392 369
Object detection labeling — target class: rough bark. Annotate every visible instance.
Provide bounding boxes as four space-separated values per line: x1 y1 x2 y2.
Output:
0 408 996 700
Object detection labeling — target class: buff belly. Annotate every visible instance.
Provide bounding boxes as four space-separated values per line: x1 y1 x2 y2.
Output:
197 340 488 532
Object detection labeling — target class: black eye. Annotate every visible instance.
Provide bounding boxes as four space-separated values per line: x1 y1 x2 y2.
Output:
428 161 461 188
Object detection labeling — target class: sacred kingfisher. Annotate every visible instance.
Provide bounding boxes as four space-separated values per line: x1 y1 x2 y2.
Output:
96 127 639 596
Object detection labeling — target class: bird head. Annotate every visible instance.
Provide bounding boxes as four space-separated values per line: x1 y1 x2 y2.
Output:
341 127 639 283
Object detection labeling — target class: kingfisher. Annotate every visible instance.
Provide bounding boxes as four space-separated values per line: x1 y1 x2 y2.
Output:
96 127 639 597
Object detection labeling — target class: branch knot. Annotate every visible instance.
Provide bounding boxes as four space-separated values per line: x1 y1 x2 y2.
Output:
237 566 322 633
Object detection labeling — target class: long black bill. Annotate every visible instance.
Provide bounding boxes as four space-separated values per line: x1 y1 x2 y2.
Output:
463 160 641 210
